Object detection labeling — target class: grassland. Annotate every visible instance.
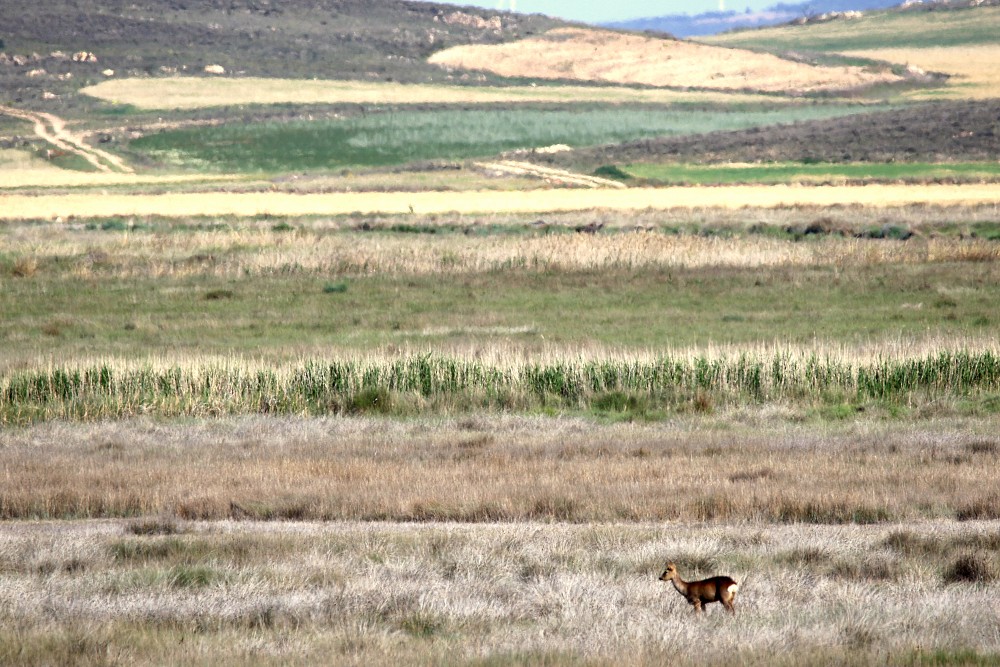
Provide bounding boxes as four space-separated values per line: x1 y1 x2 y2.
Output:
700 6 1000 101
5 183 1000 219
3 516 999 666
622 161 1000 186
840 45 1000 100
1 206 999 427
2 414 1000 524
81 77 788 111
125 106 881 173
3 2 1000 663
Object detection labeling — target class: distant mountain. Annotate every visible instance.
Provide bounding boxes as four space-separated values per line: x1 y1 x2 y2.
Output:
604 0 901 37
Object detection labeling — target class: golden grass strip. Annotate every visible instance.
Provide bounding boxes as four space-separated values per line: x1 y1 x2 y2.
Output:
4 184 1000 219
841 45 1000 100
80 76 786 110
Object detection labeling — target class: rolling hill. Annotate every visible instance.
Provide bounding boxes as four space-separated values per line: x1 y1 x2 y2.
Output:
0 0 566 113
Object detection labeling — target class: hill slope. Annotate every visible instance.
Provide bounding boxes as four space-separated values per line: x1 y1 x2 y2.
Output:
528 100 1000 169
428 27 902 95
0 0 566 110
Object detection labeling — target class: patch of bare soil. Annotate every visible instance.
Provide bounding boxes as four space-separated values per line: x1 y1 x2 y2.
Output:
473 160 626 189
534 100 1000 168
428 27 903 95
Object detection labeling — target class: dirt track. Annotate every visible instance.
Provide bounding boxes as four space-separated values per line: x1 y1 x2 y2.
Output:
3 183 999 220
0 106 132 173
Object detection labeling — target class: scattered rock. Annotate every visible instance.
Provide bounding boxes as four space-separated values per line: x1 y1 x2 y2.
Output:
204 64 225 74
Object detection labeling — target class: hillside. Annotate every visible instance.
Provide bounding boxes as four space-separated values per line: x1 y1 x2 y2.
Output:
528 100 1000 170
701 3 1000 100
0 0 566 113
428 27 903 95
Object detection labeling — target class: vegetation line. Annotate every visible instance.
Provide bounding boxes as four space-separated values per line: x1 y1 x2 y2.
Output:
3 350 998 423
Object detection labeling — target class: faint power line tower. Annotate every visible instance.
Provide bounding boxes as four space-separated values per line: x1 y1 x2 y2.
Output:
496 0 517 11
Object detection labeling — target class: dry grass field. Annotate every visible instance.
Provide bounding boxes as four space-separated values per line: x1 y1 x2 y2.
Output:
1 416 999 665
428 27 902 94
2 212 998 278
3 415 999 524
841 45 1000 100
4 183 1000 219
80 77 781 111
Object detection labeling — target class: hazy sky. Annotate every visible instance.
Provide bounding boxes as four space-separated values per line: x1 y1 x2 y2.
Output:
418 1 778 23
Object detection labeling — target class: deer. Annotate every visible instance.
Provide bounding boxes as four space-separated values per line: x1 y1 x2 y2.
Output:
659 562 738 615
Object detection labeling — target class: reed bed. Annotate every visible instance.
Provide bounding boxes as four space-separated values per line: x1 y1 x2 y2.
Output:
3 349 999 424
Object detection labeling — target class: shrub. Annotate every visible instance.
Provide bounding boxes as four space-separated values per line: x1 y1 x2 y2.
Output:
956 495 1000 521
593 165 632 180
943 553 997 584
323 281 349 294
127 516 184 536
347 387 392 414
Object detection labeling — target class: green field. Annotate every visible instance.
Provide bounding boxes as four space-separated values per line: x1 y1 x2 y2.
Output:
128 105 885 172
622 161 1000 185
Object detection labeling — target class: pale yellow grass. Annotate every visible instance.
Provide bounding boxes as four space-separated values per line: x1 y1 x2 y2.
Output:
841 45 1000 100
428 27 901 94
3 517 999 664
6 224 997 280
3 183 1000 219
80 76 781 111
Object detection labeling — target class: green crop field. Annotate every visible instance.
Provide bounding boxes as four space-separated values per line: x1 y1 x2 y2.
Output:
622 161 1000 186
127 105 885 172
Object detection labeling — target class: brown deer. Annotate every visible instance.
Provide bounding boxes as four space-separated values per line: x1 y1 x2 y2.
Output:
659 562 738 614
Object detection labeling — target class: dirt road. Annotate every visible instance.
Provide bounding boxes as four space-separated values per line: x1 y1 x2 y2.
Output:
0 106 132 173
